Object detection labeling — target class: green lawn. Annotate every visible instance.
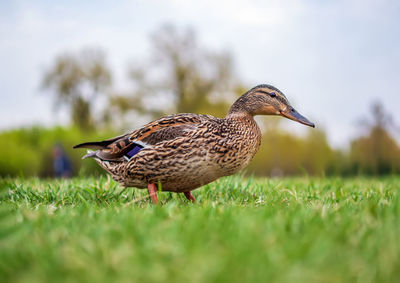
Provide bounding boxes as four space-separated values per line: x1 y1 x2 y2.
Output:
0 176 399 283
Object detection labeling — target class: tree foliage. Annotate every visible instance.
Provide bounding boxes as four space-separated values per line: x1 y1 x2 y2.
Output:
42 49 112 130
109 25 243 127
349 102 400 174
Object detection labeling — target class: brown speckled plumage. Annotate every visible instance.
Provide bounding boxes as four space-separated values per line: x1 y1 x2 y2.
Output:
74 84 315 202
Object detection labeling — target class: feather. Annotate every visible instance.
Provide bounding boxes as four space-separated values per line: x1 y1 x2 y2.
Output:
82 150 97 159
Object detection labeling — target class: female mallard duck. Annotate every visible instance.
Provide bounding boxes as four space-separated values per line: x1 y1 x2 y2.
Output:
74 84 314 203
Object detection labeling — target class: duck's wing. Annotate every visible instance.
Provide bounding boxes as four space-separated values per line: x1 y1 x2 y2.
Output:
73 114 211 161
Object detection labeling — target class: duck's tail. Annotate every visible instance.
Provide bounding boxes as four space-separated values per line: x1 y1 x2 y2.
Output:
73 141 111 150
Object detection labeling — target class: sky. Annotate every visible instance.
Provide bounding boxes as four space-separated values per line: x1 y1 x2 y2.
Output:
1 0 399 147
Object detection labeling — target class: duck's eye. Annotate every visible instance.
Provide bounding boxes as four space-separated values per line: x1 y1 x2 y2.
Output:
270 92 277 97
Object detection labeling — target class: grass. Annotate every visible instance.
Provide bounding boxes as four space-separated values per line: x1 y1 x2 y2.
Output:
0 175 399 283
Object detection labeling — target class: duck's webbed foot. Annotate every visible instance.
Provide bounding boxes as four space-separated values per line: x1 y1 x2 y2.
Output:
147 183 159 204
184 191 196 203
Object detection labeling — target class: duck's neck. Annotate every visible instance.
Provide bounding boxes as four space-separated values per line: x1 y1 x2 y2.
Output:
225 100 261 141
226 97 254 119
225 111 253 121
225 99 262 166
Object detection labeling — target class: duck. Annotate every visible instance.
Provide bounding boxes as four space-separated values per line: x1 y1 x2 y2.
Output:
74 84 314 204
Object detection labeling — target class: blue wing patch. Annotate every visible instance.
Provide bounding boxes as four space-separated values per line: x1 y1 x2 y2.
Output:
124 144 144 160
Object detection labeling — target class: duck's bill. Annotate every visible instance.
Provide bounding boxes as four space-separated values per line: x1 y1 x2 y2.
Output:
281 108 315 128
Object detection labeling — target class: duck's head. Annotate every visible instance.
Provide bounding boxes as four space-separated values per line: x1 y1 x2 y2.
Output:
228 84 315 127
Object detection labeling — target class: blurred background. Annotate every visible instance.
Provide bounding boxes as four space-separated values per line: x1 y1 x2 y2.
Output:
1 0 399 177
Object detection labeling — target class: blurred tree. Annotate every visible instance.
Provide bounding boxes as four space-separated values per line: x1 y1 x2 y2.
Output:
302 129 335 175
247 127 334 176
350 102 400 175
42 49 112 131
109 25 243 126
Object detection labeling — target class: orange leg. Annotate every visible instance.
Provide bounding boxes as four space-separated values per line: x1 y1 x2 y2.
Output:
147 183 159 204
184 191 196 202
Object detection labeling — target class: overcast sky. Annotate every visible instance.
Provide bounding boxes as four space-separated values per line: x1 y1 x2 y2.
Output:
1 0 399 147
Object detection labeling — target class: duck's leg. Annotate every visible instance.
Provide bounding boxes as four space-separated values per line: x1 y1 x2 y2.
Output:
147 183 159 204
184 191 196 203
